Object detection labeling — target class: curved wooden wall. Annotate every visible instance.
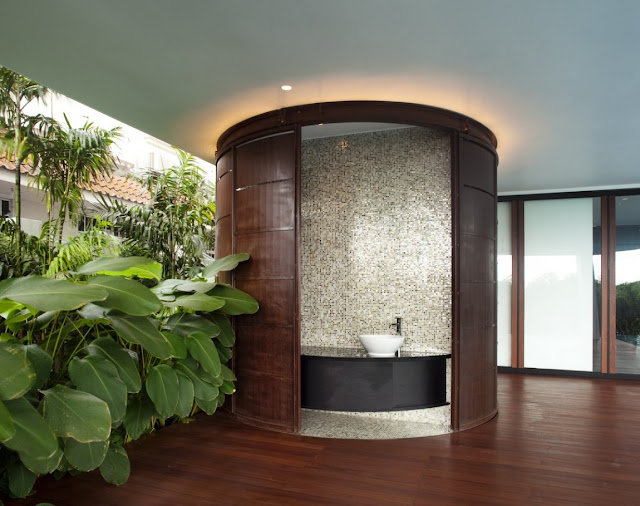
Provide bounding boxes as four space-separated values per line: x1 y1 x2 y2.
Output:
216 101 497 433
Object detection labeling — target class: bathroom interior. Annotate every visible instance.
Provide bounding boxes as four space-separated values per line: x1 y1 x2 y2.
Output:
299 123 453 438
215 101 497 439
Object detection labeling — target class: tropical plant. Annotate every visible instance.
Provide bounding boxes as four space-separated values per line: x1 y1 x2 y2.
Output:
0 66 53 264
0 253 257 499
101 149 216 278
34 116 121 253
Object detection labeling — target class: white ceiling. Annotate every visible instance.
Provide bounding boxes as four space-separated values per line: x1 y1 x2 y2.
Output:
1 0 639 194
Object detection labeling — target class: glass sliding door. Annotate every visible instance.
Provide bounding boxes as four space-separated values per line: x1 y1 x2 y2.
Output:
524 198 595 371
497 202 512 366
615 195 640 374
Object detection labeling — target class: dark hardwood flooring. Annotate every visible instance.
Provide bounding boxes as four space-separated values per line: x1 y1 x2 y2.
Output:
7 373 640 505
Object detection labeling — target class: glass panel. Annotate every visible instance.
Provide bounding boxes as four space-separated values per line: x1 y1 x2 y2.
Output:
524 199 594 371
615 195 640 374
592 198 602 373
497 202 512 367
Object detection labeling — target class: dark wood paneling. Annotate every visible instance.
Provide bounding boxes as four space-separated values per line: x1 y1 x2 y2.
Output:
458 141 496 194
235 132 295 188
229 131 298 433
218 101 497 154
216 149 232 179
234 325 294 377
233 279 296 328
234 231 296 280
214 216 232 259
234 180 295 234
454 135 498 431
460 282 495 328
233 371 294 427
215 171 232 220
460 186 495 237
460 235 495 282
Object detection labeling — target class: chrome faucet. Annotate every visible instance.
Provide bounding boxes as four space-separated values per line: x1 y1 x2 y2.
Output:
389 317 402 335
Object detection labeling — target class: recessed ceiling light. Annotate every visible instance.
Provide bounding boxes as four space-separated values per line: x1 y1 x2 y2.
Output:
281 84 292 91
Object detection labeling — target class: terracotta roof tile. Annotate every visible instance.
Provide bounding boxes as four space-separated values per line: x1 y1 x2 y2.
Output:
0 156 149 204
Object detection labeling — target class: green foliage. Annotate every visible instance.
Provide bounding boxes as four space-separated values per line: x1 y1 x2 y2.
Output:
101 149 216 278
617 281 640 337
0 254 257 499
0 66 52 265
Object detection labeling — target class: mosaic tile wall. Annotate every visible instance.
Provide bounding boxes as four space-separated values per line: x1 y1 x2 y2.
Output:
300 126 452 353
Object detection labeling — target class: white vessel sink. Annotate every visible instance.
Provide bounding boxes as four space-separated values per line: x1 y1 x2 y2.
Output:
359 334 404 358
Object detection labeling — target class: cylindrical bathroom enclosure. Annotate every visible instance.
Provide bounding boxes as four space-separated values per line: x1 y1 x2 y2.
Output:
215 101 498 433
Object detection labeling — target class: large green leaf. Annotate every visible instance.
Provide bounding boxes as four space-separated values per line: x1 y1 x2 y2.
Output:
202 253 250 279
145 364 179 419
87 276 162 316
0 399 16 442
86 337 141 393
215 341 233 363
108 315 173 359
21 344 52 391
69 355 127 425
206 284 259 315
208 313 235 347
76 256 162 280
221 363 237 382
123 395 154 440
195 396 218 415
152 278 217 296
175 371 195 418
19 445 63 474
3 397 58 461
0 297 23 316
0 342 35 400
100 444 130 485
163 293 225 312
165 313 220 339
40 385 111 442
0 276 108 311
220 380 236 395
64 438 108 471
7 460 36 498
174 360 219 401
163 331 187 359
186 334 221 379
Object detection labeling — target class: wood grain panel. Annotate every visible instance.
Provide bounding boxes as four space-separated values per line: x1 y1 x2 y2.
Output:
235 132 295 188
233 371 294 427
234 325 294 377
460 186 495 237
215 171 232 219
216 149 232 179
235 180 295 234
229 130 298 433
454 135 498 431
460 282 495 328
234 231 296 280
214 215 232 260
233 279 296 328
457 140 496 194
460 235 495 282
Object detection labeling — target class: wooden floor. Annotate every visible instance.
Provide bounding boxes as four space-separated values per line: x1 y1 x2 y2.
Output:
9 373 640 505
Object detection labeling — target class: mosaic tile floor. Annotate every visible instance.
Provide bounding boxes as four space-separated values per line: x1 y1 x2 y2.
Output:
300 409 451 439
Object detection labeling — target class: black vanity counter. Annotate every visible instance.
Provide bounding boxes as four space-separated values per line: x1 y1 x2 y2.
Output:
301 346 451 412
301 346 451 359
